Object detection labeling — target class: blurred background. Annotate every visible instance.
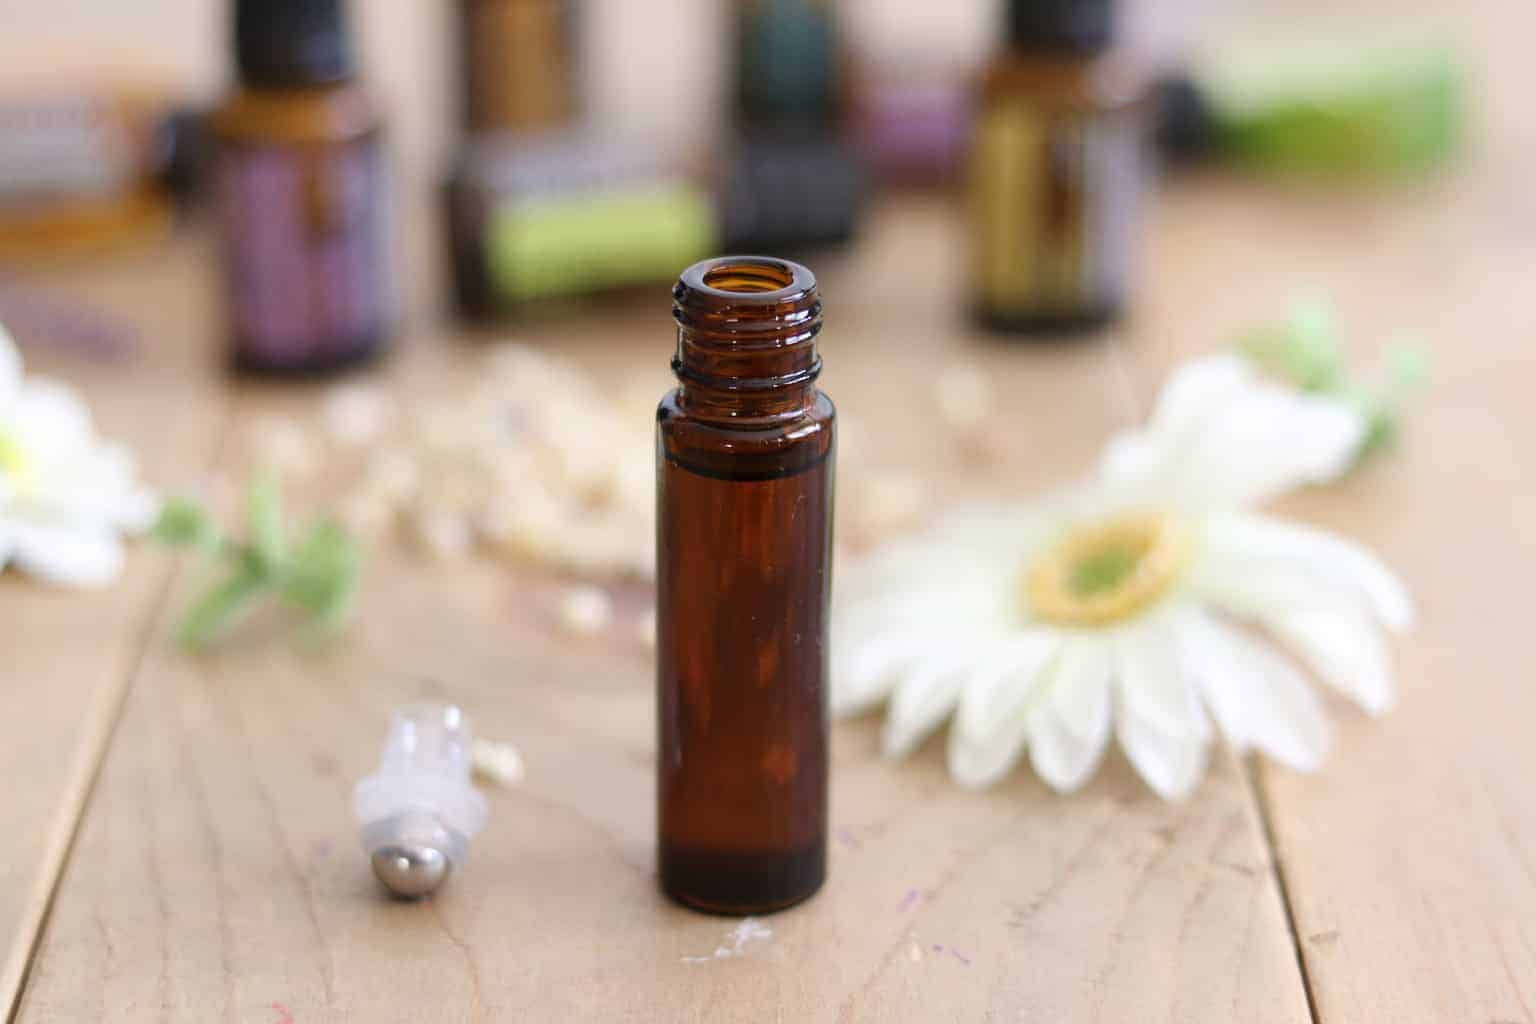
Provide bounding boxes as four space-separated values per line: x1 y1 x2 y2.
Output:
0 0 1470 344
0 0 1201 182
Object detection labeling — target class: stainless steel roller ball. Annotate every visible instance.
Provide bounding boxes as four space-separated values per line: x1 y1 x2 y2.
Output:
371 844 451 898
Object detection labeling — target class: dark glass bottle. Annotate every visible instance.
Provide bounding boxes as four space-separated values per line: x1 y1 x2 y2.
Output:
657 256 835 915
970 0 1150 335
212 0 392 374
720 0 864 253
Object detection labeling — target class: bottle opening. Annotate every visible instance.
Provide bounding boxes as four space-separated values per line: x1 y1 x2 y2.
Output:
680 256 816 306
702 260 796 294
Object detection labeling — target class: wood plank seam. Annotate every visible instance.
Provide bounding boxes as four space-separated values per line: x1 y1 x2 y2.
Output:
2 414 237 1024
1105 333 1321 1022
1251 763 1324 1024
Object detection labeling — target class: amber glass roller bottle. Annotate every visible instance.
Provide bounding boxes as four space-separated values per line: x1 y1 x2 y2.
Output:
656 256 835 914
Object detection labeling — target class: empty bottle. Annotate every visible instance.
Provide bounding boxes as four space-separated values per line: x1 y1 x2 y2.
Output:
656 256 835 914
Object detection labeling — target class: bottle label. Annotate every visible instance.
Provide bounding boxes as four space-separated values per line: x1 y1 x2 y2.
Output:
970 100 1142 319
216 136 390 368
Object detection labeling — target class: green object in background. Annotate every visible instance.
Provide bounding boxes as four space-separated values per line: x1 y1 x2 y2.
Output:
487 185 715 305
1198 30 1465 176
152 473 362 649
1240 298 1430 464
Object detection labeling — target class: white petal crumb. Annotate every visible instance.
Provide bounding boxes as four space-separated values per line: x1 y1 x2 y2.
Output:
849 471 926 539
935 363 995 432
413 507 473 560
248 417 318 478
366 449 422 502
558 585 614 637
322 386 395 446
339 492 394 538
471 738 526 788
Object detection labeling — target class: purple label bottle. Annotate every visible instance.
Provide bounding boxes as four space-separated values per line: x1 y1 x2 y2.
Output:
212 0 392 374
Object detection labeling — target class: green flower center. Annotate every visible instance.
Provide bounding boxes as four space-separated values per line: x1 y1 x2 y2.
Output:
1027 512 1191 626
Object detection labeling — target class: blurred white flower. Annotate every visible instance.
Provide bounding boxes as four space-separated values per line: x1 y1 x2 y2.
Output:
0 324 157 586
833 355 1412 800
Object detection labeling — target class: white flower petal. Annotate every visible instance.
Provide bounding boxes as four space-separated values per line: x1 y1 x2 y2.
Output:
1112 617 1211 742
1050 640 1116 741
831 629 932 717
1151 354 1255 434
0 323 21 411
10 521 124 586
881 651 977 759
1267 604 1395 716
1100 355 1255 502
120 488 162 534
1207 515 1414 632
1026 640 1114 793
1098 431 1163 498
1112 616 1213 800
1101 352 1366 513
947 631 1061 789
1175 607 1331 773
1192 546 1397 717
1173 388 1364 510
1117 709 1210 801
11 377 97 461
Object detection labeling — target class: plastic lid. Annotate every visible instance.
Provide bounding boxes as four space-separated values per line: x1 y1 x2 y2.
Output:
235 0 354 86
353 704 488 846
1008 0 1115 55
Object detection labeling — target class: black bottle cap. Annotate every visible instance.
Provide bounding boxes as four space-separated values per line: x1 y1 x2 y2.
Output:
234 0 354 86
154 107 213 202
1008 0 1115 56
735 0 840 136
1153 72 1217 167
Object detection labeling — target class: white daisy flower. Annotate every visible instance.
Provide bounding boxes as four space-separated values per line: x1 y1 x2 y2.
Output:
832 355 1413 800
0 324 158 586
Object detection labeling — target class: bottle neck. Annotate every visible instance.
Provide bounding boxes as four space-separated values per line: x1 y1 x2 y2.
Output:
672 257 822 425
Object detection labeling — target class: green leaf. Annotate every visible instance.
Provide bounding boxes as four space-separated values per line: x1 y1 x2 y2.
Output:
177 567 269 649
246 472 287 574
155 471 366 651
1237 303 1429 469
151 496 218 548
280 518 363 630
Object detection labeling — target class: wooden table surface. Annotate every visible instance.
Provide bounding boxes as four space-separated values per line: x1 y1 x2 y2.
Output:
4 13 1536 1021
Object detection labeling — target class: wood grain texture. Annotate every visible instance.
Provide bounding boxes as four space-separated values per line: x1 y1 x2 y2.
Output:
0 234 230 1014
13 202 1311 1022
1117 3 1536 1016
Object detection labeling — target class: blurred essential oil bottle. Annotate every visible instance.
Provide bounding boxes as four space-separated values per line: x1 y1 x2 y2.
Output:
458 0 580 136
0 90 205 264
1155 27 1464 178
720 0 865 254
211 0 393 374
969 0 1151 336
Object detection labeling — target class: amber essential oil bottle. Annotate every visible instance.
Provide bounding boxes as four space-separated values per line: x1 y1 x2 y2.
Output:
212 0 392 374
458 0 579 135
657 257 835 915
970 0 1149 335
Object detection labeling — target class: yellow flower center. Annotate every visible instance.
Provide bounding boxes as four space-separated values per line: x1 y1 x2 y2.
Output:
0 428 30 488
1027 512 1191 626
